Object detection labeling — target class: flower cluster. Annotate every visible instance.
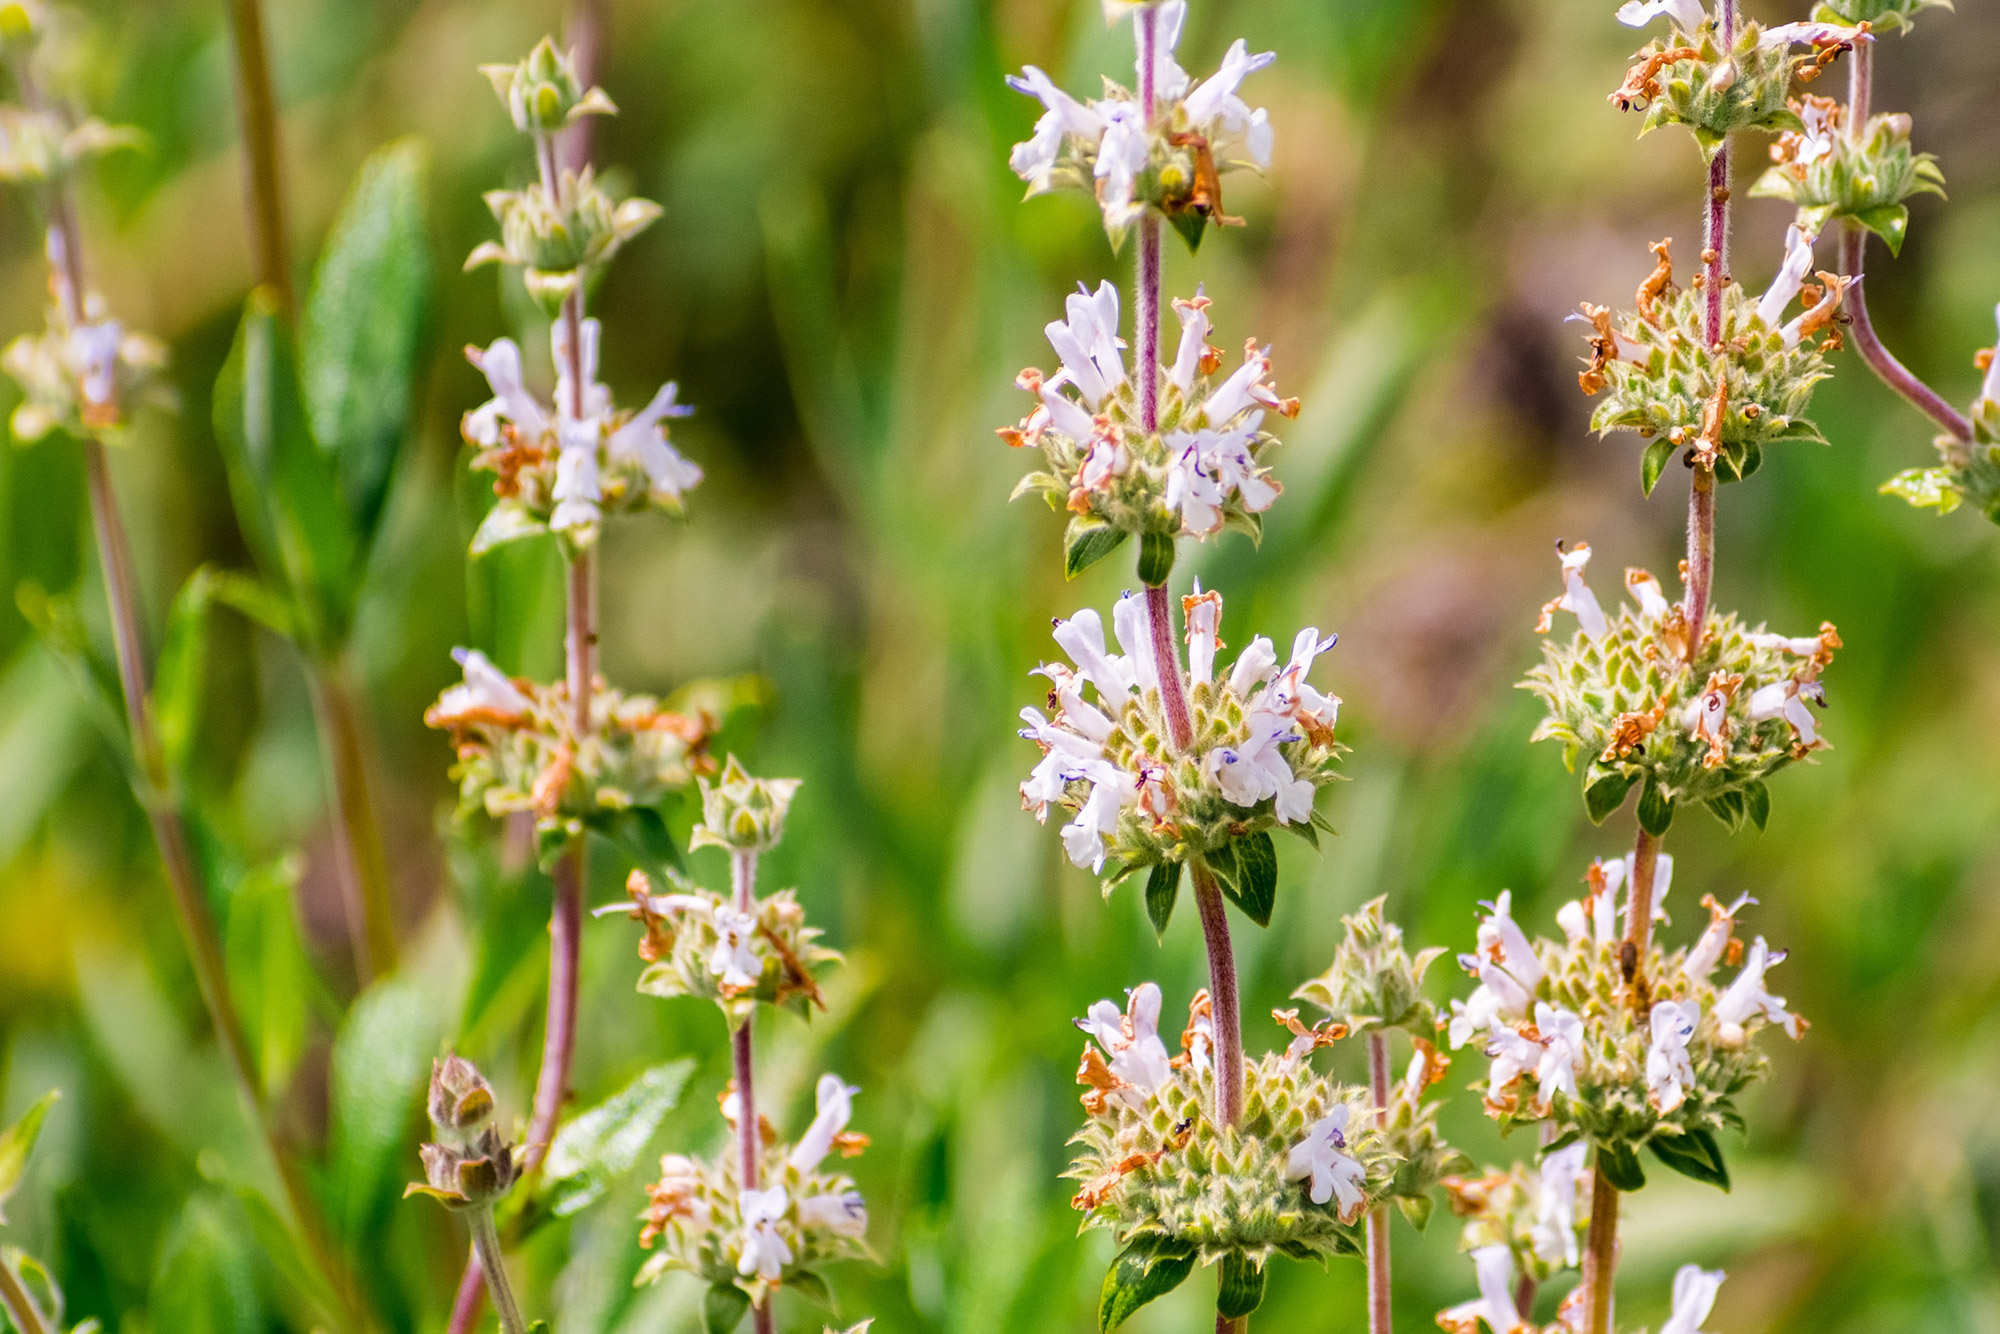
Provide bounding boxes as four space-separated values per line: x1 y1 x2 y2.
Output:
406 1056 519 1212
1293 895 1447 1036
1018 588 1340 876
1609 0 1871 156
1576 229 1846 488
0 106 137 185
425 647 713 848
1447 877 1804 1157
617 870 839 1027
1525 544 1839 832
1065 984 1393 1265
1442 1144 1592 1288
637 1075 872 1302
1004 283 1296 571
1881 307 2000 520
462 316 702 552
1750 95 1943 254
2 233 165 442
1006 0 1274 245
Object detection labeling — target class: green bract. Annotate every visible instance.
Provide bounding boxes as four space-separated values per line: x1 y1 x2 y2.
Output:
480 37 618 134
0 108 139 184
1067 1052 1390 1265
1586 281 1833 489
1612 22 1802 157
1811 0 1950 33
1883 400 2000 521
1294 896 1447 1036
465 169 662 314
1750 102 1944 254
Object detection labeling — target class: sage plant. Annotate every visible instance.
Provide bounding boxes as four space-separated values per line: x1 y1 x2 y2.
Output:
1000 5 1458 1328
1438 1 1868 1327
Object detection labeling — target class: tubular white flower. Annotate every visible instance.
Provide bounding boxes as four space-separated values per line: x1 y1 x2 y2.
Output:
1626 567 1672 619
790 1074 860 1173
1183 39 1275 133
1615 0 1708 32
1759 20 1873 50
1531 1142 1589 1268
1137 0 1193 103
797 1189 868 1238
1284 1105 1366 1216
1018 706 1102 821
1477 891 1546 992
1169 289 1212 392
1684 893 1755 980
1112 590 1159 694
1447 983 1502 1050
1045 281 1126 408
1540 542 1608 640
1052 607 1136 700
553 315 611 424
69 320 121 411
1484 1025 1542 1104
1005 66 1105 190
1757 224 1819 332
607 380 703 500
1200 345 1274 426
1060 759 1139 871
1228 634 1278 696
1661 1263 1726 1334
435 647 534 720
1437 1244 1526 1334
737 1187 794 1280
1714 936 1803 1044
1748 678 1824 748
1534 1002 1584 1107
1645 998 1699 1112
465 337 548 443
1095 103 1151 232
708 906 762 990
1184 583 1223 686
550 429 603 535
1077 982 1174 1106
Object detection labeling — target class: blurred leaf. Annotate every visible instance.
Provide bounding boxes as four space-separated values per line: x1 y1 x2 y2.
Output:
1064 522 1127 580
0 645 85 868
229 1185 343 1330
1398 1192 1435 1231
1648 1127 1730 1190
0 1090 57 1224
302 139 432 544
1098 1237 1194 1331
1215 1253 1264 1319
326 975 438 1246
213 290 358 656
585 804 685 887
221 857 313 1100
1144 861 1181 941
703 1281 751 1334
3 1246 61 1331
536 1060 693 1222
148 1193 261 1334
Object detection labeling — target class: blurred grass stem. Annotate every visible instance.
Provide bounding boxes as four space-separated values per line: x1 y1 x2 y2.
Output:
1365 1031 1392 1334
468 1207 528 1334
225 0 294 318
731 848 778 1334
0 1256 50 1334
1835 43 1973 441
1190 866 1244 1128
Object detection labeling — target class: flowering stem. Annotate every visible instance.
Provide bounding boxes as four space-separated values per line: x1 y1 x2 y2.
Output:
1581 1167 1619 1334
1138 216 1162 437
1685 137 1728 659
1144 583 1194 751
731 848 776 1334
1189 865 1244 1128
1365 1031 1392 1334
1620 827 1661 959
224 0 294 317
468 1207 528 1334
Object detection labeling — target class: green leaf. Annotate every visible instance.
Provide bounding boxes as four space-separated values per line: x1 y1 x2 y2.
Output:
230 1185 343 1329
1168 209 1207 254
302 138 432 544
703 1283 751 1334
1636 775 1675 837
1202 839 1239 891
214 290 359 656
1219 831 1277 928
1065 521 1129 579
1216 1254 1265 1319
1705 788 1746 832
1397 1192 1436 1231
1640 436 1676 497
1099 1239 1197 1332
1584 770 1637 825
1850 203 1910 256
0 1091 57 1224
586 804 686 886
1648 1127 1730 1191
528 1324 551 1334
1596 1139 1647 1192
787 1270 835 1309
221 857 314 1100
1137 530 1176 587
1744 780 1770 831
148 1193 263 1334
1144 862 1181 942
1716 437 1763 485
538 1060 693 1221
326 975 437 1246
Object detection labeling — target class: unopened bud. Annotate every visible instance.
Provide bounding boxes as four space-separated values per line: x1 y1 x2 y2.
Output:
689 756 802 855
428 1054 495 1138
480 37 617 135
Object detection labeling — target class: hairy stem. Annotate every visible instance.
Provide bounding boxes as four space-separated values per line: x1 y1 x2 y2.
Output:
468 1208 528 1334
1144 583 1193 751
224 0 293 317
1685 140 1728 658
1189 865 1244 1127
0 1255 50 1334
1365 1031 1392 1334
1138 215 1162 436
729 849 776 1334
446 1252 484 1334
308 666 398 980
1621 828 1661 956
1581 1167 1619 1334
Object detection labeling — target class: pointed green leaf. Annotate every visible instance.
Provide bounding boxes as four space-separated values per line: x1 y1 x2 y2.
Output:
1216 1254 1265 1320
1851 203 1909 256
1100 1240 1196 1332
586 803 686 886
1636 775 1675 837
1219 831 1277 928
326 975 437 1245
703 1283 752 1334
1145 862 1182 942
1641 436 1676 497
1705 788 1746 832
1137 530 1176 587
1584 770 1637 825
1744 780 1770 832
302 138 432 544
1065 522 1129 579
1648 1127 1730 1191
1596 1139 1647 1192
537 1060 693 1222
1397 1192 1436 1231
0 1091 57 1224
1168 210 1207 254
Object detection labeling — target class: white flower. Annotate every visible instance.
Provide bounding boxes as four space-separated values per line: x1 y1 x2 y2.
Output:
1477 891 1546 992
1164 432 1225 535
1437 1244 1528 1334
1095 102 1151 232
1615 0 1707 30
1447 982 1502 1050
1200 344 1280 425
1759 20 1873 51
464 337 548 445
550 412 603 536
1005 66 1105 190
1052 607 1137 699
1228 634 1278 695
1484 1024 1542 1105
1980 304 2000 407
1284 1105 1367 1217
790 1074 860 1173
1077 982 1174 1106
1203 712 1312 822
433 647 533 721
552 315 612 424
1714 936 1804 1044
797 1189 868 1238
1534 1003 1584 1108
1184 583 1223 685
1684 892 1755 980
1558 858 1623 948
1757 224 1819 332
1017 705 1104 821
1661 1263 1726 1334
1060 759 1139 871
1045 281 1127 408
1183 39 1275 138
1747 677 1825 749
709 907 763 991
607 379 703 501
69 320 121 411
1111 590 1159 694
1531 1142 1589 1268
737 1187 793 1280
1626 566 1672 619
1168 288 1213 392
1645 998 1699 1112
1537 542 1608 640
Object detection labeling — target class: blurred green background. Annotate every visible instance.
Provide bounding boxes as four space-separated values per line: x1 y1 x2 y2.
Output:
1 0 1998 1329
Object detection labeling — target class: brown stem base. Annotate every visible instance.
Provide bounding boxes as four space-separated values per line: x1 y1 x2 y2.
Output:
1581 1167 1619 1334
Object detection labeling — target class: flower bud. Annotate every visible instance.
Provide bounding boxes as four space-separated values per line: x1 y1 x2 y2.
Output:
428 1054 496 1139
690 757 802 855
480 37 618 134
466 171 662 316
408 1055 519 1211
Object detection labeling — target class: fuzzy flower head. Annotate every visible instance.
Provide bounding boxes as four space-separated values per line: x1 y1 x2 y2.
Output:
690 757 804 855
615 869 840 1027
1751 98 1943 255
1004 285 1295 579
466 165 662 314
1005 1 1274 246
480 37 618 134
461 319 700 552
1018 589 1340 888
1294 895 1447 1035
1441 1144 1592 1287
1885 305 2000 519
406 1055 518 1212
3 236 166 443
425 649 714 851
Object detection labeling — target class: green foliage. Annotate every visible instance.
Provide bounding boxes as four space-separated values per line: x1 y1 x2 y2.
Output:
1144 861 1181 940
1649 1127 1731 1190
325 976 438 1246
1215 1252 1266 1319
0 1091 55 1224
1596 1139 1646 1193
1098 1238 1195 1331
1208 830 1277 928
536 1060 692 1222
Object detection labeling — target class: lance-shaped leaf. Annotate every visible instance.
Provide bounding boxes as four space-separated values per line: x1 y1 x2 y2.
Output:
535 1060 693 1222
0 1090 57 1224
1100 1237 1196 1331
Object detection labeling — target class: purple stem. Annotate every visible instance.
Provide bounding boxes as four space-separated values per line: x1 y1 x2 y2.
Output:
1144 584 1193 751
1684 140 1727 658
1189 866 1244 1128
1365 1032 1392 1334
730 849 776 1334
